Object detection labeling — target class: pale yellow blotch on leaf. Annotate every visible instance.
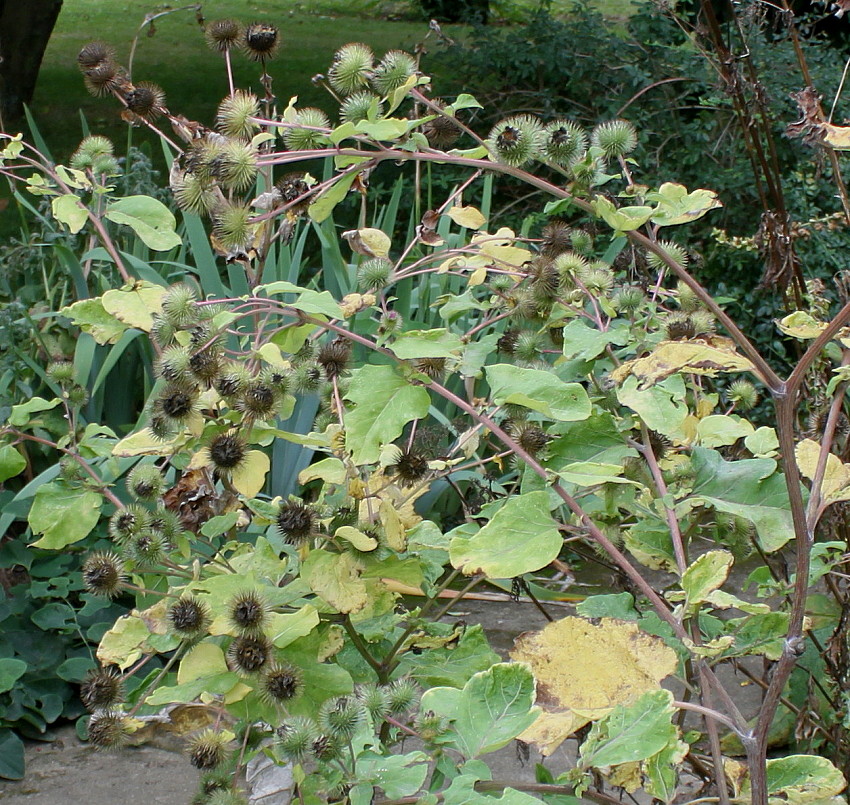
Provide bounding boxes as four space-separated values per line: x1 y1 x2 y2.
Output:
112 427 185 457
448 205 486 229
336 525 379 551
102 281 165 332
510 616 677 755
231 450 270 497
178 643 228 684
611 337 754 388
468 266 488 286
796 438 850 505
97 614 152 670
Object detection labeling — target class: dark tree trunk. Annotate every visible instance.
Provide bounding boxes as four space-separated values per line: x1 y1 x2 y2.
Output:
0 0 64 129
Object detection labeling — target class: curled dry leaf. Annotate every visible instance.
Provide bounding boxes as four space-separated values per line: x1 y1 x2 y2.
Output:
510 616 677 755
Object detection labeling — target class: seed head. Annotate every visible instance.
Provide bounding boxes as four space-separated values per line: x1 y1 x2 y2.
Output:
216 90 260 140
78 42 115 70
125 81 165 121
156 385 199 422
188 728 231 770
357 257 392 291
214 364 252 400
540 219 572 257
81 666 124 711
391 449 429 485
228 590 267 633
356 684 389 720
277 501 315 544
70 135 114 171
109 505 150 542
83 60 122 97
612 286 644 314
290 364 322 395
275 172 312 213
488 115 543 167
242 23 280 61
571 230 594 255
208 432 248 474
228 634 272 674
675 280 700 313
496 330 519 355
161 284 199 328
541 120 587 166
385 677 418 715
416 710 449 742
727 379 759 411
317 339 351 380
148 413 176 441
276 716 318 763
646 240 689 271
283 108 330 151
317 696 366 740
212 201 254 250
591 119 638 159
205 19 241 53
156 345 192 384
422 103 462 149
340 91 382 124
413 356 446 380
218 140 258 192
371 50 416 95
189 347 223 384
237 380 278 419
149 507 183 543
172 172 218 217
168 596 211 637
311 733 343 762
328 43 374 95
126 464 165 501
46 360 76 386
125 530 167 567
665 312 697 341
259 662 303 705
87 710 131 750
513 423 550 456
207 790 248 805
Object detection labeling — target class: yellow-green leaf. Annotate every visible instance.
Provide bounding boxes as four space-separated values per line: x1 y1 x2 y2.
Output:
231 450 269 497
647 182 722 227
52 194 88 234
448 205 486 229
102 281 165 332
335 526 379 551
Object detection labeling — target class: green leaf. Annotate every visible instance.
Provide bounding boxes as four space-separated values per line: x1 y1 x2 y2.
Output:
420 663 539 758
686 448 795 552
680 550 733 609
744 426 779 458
60 298 128 345
308 170 361 223
52 193 88 233
344 365 430 464
28 482 103 549
56 656 96 682
391 329 465 359
399 624 500 688
0 729 25 780
486 364 591 422
576 593 638 621
696 415 755 448
0 444 27 482
354 117 412 141
562 319 630 361
267 605 321 648
624 520 678 572
104 195 182 251
450 491 561 578
765 754 846 802
580 689 678 769
592 196 654 232
616 375 688 441
646 182 722 227
354 751 429 798
442 776 542 805
8 396 61 427
447 93 483 112
0 658 27 693
256 281 343 319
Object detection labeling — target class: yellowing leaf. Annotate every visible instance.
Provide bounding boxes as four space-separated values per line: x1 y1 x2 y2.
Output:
796 438 850 505
336 526 379 551
97 614 152 670
340 292 376 317
113 427 185 457
302 550 368 614
343 227 391 258
448 205 486 229
511 616 677 755
231 450 270 497
178 643 228 684
612 338 754 388
52 194 88 234
822 121 850 149
592 196 654 232
380 499 406 551
102 281 165 332
776 311 827 340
